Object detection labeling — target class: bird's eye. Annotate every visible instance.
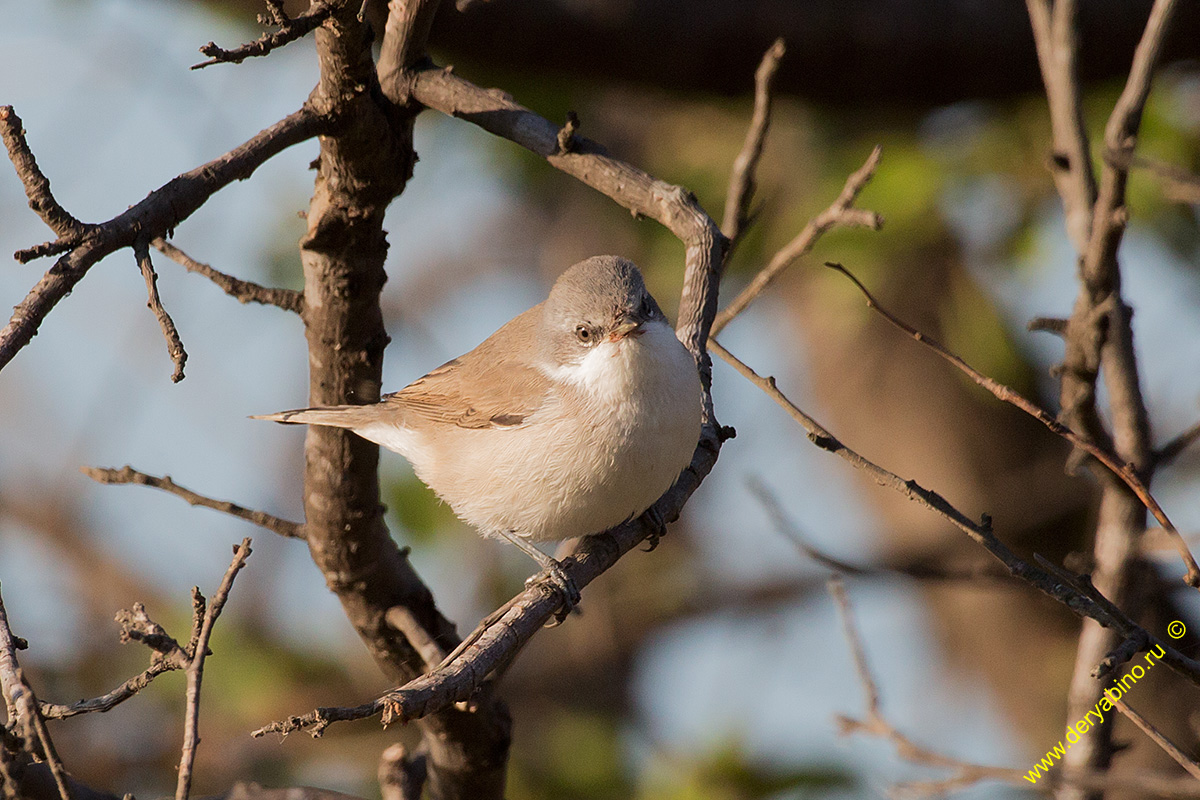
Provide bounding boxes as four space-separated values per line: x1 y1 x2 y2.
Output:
575 324 594 344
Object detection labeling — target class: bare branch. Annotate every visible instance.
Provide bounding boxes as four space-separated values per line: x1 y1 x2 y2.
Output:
176 538 253 800
710 145 882 336
40 603 188 721
1111 697 1200 781
153 239 303 314
0 107 85 238
134 239 188 383
722 38 786 246
82 465 304 539
748 477 1018 585
825 261 1200 588
192 1 338 69
1156 419 1200 469
830 578 1200 798
379 742 427 800
707 338 1200 688
1026 0 1097 251
0 105 326 379
1028 1 1181 789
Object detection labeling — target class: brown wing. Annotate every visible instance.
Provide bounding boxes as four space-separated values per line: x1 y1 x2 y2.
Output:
383 305 552 429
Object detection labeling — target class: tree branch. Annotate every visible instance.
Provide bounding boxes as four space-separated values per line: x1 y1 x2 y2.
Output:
828 577 1200 798
707 338 1200 688
0 104 327 379
0 586 72 800
133 239 188 383
192 1 339 69
153 239 303 314
1028 2 1181 790
0 108 85 239
176 539 253 800
82 466 304 539
710 145 882 337
721 38 786 247
748 477 1018 585
824 260 1200 588
1110 697 1200 781
1156 419 1200 469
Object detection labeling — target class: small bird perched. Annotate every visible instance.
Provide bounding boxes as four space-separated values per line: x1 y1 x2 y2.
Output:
255 255 702 610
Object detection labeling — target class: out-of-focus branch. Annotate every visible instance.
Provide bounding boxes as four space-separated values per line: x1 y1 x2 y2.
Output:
154 239 303 314
722 38 786 247
1111 697 1200 781
193 0 338 69
82 466 304 539
829 578 1200 798
134 239 188 383
0 104 327 379
0 587 72 800
1155 420 1200 469
748 477 1018 585
710 145 882 336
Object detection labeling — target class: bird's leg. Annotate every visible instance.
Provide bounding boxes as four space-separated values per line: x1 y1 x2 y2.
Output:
640 504 667 551
497 531 581 624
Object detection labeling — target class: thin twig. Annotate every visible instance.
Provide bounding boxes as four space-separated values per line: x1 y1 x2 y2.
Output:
722 38 786 246
711 145 882 336
748 477 1017 585
133 239 188 383
1156 419 1200 468
708 338 1200 688
192 1 338 69
153 239 303 314
828 578 1200 798
176 538 253 800
1110 697 1200 781
82 465 304 539
825 260 1200 588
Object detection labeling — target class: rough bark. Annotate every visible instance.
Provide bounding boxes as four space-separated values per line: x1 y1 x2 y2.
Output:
298 2 510 797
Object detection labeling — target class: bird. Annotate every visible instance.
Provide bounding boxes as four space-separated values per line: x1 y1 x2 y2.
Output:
254 255 702 612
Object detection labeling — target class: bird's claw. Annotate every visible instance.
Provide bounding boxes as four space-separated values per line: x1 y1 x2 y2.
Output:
640 505 667 551
526 559 581 626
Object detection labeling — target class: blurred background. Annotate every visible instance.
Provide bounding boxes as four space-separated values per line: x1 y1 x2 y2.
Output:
2 0 1200 797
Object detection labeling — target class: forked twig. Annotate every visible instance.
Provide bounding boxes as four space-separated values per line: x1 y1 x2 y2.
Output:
176 538 253 800
711 145 882 336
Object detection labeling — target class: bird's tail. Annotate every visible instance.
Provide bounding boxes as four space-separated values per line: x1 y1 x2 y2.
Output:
250 405 377 430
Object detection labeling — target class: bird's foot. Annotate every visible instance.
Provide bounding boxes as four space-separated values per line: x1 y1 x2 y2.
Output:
640 505 667 551
525 559 581 626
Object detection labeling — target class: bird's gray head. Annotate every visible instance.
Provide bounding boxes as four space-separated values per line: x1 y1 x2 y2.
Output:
541 256 667 365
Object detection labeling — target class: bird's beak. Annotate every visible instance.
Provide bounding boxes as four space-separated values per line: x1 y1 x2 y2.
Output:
609 316 644 341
